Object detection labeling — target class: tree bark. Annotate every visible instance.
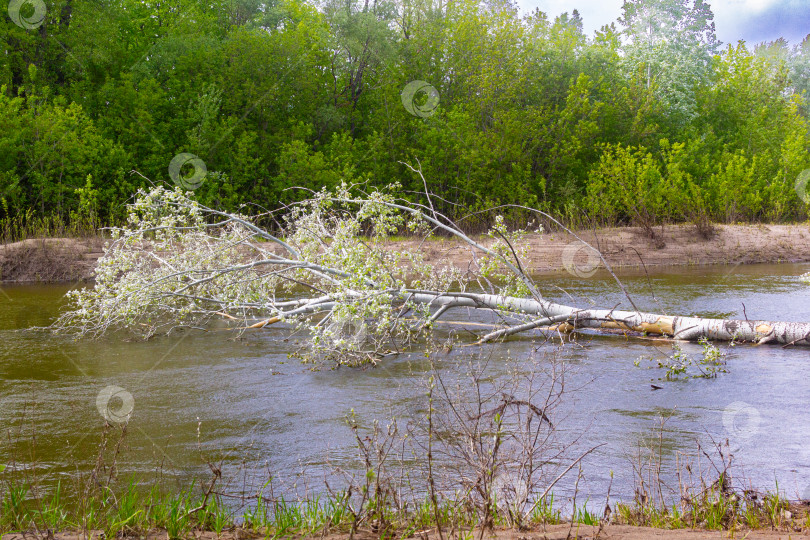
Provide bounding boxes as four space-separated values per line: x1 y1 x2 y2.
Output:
398 292 810 346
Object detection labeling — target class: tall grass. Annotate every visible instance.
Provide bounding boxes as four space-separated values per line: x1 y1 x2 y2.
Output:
0 210 102 244
0 476 485 538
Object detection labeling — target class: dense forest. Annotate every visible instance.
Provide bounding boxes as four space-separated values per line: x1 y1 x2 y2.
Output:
1 0 809 234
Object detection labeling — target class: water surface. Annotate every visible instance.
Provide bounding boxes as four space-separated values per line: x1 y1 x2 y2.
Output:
1 262 809 508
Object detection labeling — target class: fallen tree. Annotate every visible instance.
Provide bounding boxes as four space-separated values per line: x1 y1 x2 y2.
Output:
54 184 810 364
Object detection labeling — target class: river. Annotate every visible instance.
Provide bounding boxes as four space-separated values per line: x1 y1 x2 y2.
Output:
1 262 809 511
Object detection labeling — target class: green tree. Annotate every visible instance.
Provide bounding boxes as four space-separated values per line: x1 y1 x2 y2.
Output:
789 35 810 116
618 0 719 125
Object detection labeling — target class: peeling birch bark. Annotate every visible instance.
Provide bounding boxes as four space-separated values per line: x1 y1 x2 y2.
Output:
393 293 810 346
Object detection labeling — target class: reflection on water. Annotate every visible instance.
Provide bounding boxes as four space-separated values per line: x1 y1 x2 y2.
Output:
1 262 809 506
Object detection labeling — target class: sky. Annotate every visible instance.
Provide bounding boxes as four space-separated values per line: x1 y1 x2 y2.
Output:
516 0 810 46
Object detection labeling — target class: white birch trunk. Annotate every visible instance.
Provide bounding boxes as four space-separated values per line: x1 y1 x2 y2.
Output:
402 293 810 346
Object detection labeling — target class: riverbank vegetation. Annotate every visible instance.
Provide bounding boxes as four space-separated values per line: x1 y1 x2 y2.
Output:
3 473 807 538
1 0 809 239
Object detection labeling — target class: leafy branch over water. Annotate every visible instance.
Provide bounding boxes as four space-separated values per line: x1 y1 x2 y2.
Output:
52 185 810 364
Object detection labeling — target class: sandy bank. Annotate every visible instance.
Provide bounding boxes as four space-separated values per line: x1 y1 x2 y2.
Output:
0 237 105 283
2 224 809 283
397 223 810 275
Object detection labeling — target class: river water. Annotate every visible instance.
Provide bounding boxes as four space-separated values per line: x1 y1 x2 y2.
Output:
1 262 809 510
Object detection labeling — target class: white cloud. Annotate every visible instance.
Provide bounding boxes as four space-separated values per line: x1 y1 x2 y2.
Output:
725 0 781 14
514 0 809 45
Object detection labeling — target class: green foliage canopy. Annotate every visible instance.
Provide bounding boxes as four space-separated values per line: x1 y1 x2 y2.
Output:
0 0 808 231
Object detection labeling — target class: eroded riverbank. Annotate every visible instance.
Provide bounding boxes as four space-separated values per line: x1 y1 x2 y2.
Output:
2 224 810 283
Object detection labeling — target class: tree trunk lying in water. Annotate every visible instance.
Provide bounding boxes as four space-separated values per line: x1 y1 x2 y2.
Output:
400 292 810 346
52 184 810 364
